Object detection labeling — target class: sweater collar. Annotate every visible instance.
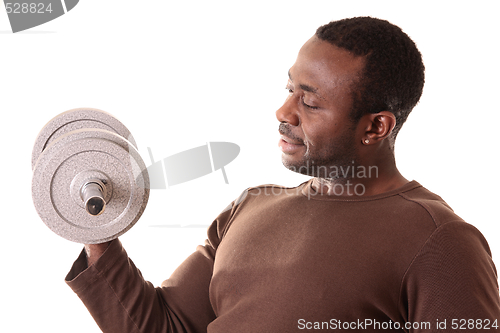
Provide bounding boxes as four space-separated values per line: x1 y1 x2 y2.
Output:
300 179 422 201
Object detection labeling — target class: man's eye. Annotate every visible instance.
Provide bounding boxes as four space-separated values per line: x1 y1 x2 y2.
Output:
285 85 318 109
302 98 318 110
302 100 318 109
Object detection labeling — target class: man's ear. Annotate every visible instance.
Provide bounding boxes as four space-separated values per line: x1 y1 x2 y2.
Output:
359 111 396 145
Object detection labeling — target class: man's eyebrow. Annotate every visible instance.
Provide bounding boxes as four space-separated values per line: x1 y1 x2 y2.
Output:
288 70 324 98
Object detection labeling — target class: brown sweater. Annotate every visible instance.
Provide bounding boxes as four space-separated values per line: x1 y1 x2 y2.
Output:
66 180 500 332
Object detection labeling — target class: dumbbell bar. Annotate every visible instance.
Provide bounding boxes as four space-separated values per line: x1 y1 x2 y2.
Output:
31 108 150 244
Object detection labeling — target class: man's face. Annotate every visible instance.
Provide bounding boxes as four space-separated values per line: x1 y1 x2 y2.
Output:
276 36 366 178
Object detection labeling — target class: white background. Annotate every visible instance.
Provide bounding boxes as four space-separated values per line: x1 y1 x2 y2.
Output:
1 1 499 332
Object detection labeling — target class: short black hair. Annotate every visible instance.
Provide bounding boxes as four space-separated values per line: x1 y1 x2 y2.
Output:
316 17 425 140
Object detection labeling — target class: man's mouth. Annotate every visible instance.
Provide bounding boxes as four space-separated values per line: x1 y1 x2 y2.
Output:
280 134 303 145
278 124 305 153
278 135 305 153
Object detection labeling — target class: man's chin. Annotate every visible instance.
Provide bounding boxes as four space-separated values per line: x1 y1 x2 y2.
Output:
281 157 313 176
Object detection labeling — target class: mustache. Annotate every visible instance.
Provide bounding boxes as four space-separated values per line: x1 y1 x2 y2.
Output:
279 123 304 144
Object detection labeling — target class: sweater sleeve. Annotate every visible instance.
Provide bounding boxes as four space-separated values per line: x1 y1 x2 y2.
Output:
400 221 500 332
65 204 235 333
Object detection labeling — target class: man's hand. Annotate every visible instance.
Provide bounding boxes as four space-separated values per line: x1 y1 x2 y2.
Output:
84 242 112 267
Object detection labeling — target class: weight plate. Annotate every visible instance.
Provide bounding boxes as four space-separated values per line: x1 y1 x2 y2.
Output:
70 170 113 210
32 128 149 244
31 108 137 170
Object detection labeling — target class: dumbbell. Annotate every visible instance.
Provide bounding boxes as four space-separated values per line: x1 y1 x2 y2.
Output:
31 108 150 244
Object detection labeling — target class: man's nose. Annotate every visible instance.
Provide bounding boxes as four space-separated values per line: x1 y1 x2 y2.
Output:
275 95 300 126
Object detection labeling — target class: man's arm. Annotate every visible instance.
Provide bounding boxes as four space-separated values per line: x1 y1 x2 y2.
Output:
400 221 500 332
65 190 243 333
84 242 111 267
66 237 217 333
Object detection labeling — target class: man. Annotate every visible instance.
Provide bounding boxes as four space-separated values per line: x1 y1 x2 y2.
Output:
66 17 500 332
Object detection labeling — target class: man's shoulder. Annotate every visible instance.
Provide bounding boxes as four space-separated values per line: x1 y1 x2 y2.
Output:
398 181 465 228
224 181 310 206
218 181 308 215
244 181 309 195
